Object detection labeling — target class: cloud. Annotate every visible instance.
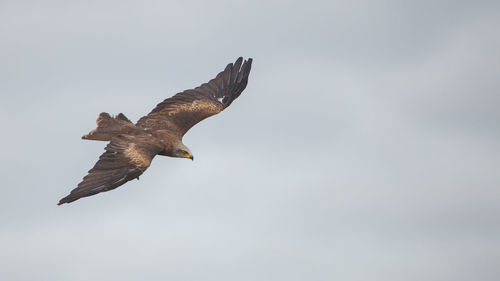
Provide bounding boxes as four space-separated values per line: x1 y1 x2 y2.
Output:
1 0 499 280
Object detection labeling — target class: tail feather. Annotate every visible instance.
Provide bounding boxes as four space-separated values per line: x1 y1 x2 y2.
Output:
82 112 136 141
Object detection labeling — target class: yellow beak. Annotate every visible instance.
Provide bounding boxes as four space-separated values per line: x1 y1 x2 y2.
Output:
187 153 193 160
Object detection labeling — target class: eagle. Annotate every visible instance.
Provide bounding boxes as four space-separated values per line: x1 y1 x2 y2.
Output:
58 57 252 205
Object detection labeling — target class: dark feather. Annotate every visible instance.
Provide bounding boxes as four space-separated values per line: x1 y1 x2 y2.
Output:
58 133 163 205
136 57 253 136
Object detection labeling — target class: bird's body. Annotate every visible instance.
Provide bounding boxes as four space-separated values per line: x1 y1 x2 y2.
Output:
58 57 252 205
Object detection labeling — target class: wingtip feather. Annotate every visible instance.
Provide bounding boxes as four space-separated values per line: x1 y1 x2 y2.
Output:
57 197 70 205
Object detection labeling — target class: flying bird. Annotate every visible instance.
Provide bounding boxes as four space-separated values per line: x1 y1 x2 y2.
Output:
58 57 252 205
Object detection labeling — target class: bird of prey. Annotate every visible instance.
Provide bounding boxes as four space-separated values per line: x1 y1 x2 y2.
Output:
58 57 252 205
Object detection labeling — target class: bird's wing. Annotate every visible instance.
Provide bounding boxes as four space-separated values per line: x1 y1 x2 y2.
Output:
136 57 252 136
58 133 163 205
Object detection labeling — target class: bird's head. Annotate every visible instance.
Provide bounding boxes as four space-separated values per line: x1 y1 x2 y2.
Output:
173 143 194 160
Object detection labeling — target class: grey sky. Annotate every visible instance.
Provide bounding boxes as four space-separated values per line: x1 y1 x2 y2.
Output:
1 0 499 280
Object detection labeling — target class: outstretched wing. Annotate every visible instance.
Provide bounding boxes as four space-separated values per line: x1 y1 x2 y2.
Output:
136 57 252 136
58 133 163 205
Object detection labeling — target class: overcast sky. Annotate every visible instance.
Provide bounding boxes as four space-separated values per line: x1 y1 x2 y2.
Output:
1 1 499 280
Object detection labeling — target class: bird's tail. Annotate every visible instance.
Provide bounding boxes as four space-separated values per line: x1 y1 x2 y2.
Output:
82 112 136 141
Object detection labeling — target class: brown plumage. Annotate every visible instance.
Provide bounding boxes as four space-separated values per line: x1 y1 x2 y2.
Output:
58 57 252 205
